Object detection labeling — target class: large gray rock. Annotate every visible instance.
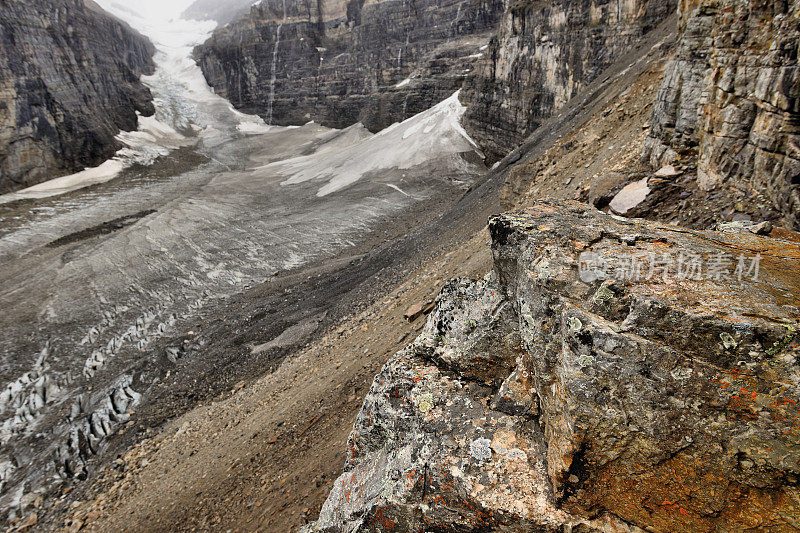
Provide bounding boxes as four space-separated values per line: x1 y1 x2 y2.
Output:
0 0 156 193
646 0 800 229
307 200 800 532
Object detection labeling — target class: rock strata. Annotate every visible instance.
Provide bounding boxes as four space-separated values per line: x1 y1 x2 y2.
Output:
306 200 800 532
646 0 800 229
460 0 676 159
196 0 676 158
0 0 155 193
194 0 504 132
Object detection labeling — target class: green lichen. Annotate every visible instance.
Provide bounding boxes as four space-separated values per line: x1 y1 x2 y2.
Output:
594 285 615 305
416 392 434 414
720 332 738 350
568 316 583 333
767 331 797 357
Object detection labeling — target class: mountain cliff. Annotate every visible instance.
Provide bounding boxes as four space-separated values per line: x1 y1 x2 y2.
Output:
461 0 676 159
0 0 155 193
645 0 800 229
194 0 675 153
194 0 505 133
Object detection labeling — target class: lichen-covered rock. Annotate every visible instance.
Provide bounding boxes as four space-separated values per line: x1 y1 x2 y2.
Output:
0 0 156 193
308 200 800 532
646 0 800 229
416 276 520 387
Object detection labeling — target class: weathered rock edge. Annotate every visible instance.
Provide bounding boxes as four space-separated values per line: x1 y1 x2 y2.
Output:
305 199 800 532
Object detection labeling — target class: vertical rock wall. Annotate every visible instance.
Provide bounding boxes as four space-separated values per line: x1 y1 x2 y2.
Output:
0 0 156 193
460 0 677 160
195 0 506 132
196 0 675 158
646 0 800 228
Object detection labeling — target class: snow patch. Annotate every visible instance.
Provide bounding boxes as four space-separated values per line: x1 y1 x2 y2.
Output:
270 91 481 196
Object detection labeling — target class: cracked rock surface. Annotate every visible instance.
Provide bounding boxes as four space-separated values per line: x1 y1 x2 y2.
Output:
306 200 800 532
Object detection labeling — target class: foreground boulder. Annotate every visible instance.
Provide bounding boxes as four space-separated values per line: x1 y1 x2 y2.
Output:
306 200 800 532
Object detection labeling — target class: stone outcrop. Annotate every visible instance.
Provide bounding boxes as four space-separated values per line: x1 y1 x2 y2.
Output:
646 0 800 229
0 0 155 193
460 0 676 159
306 200 800 532
194 0 505 132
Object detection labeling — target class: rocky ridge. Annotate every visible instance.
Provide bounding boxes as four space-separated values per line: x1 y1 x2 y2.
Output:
0 0 155 193
645 0 800 229
306 200 800 532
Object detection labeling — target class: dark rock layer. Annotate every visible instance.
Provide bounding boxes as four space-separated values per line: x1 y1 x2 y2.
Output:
195 0 505 133
306 200 800 532
0 0 155 193
646 0 800 229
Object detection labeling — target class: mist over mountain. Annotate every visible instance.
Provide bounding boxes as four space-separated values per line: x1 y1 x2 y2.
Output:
182 0 257 26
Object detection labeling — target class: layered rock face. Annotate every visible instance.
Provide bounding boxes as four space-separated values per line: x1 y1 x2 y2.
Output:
196 0 676 157
0 0 155 193
194 0 505 132
307 200 800 532
460 0 676 159
646 0 800 228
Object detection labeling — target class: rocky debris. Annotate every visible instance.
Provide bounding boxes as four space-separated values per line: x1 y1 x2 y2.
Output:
194 0 504 132
404 300 445 323
0 0 155 193
402 303 425 322
645 0 800 229
460 0 676 160
307 200 800 532
717 219 775 236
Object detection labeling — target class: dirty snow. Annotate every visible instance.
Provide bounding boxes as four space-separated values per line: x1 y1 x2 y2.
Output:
272 91 482 196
